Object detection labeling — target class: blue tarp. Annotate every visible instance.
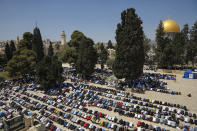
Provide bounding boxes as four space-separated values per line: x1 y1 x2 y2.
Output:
183 69 197 79
186 69 192 73
184 69 192 78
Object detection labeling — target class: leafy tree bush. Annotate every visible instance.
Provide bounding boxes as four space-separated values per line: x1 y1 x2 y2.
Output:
6 49 36 77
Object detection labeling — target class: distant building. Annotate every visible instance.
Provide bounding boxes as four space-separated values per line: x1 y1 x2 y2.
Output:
162 18 180 39
162 18 180 33
61 31 66 45
1 30 65 54
0 40 17 54
0 42 6 53
108 48 115 58
43 39 61 55
16 36 20 45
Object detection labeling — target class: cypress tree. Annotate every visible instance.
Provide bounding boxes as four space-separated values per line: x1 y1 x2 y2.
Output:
0 54 6 65
181 24 190 65
10 40 16 59
48 42 54 57
99 43 108 70
113 8 144 82
182 24 189 43
36 56 63 90
32 27 44 62
190 21 197 43
171 33 185 65
76 37 97 78
155 21 167 68
162 42 175 68
5 43 11 61
188 21 197 66
143 35 151 64
107 40 114 49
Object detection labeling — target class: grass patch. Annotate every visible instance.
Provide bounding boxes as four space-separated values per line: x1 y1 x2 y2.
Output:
0 71 12 80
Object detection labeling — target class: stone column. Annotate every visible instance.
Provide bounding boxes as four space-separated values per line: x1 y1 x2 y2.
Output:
61 31 66 45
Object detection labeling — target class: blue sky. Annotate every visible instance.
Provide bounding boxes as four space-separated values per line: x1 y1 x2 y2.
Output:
0 0 196 43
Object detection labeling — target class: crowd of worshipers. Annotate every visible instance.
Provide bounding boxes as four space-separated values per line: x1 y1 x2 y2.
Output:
0 67 196 131
0 74 34 87
0 86 161 131
166 66 197 71
1 79 197 131
145 66 197 71
63 68 180 95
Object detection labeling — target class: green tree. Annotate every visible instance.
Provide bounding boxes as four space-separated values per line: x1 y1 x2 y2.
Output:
23 32 33 43
184 21 197 66
76 38 97 78
32 27 44 62
155 21 167 68
171 33 185 65
113 8 145 82
48 42 54 57
189 21 197 66
158 37 175 68
18 39 30 50
182 24 190 65
5 43 11 62
69 30 84 49
6 49 36 77
99 43 108 69
18 32 33 50
55 43 60 51
161 42 175 68
69 31 97 78
0 54 6 65
10 40 16 59
182 24 189 42
186 42 196 66
143 35 151 64
95 42 101 51
59 47 77 64
107 40 114 49
36 56 63 90
190 21 197 43
0 74 5 82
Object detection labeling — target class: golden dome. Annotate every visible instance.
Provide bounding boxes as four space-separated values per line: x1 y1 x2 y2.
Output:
162 19 180 33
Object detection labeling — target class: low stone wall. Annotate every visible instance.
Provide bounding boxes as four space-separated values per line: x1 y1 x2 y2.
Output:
157 69 185 75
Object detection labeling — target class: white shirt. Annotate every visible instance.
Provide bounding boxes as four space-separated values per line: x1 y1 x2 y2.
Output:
153 117 156 122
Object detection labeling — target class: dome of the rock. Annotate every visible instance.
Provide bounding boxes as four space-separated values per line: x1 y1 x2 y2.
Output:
162 19 180 33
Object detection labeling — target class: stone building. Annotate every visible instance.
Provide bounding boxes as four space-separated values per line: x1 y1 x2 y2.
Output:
61 31 66 45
